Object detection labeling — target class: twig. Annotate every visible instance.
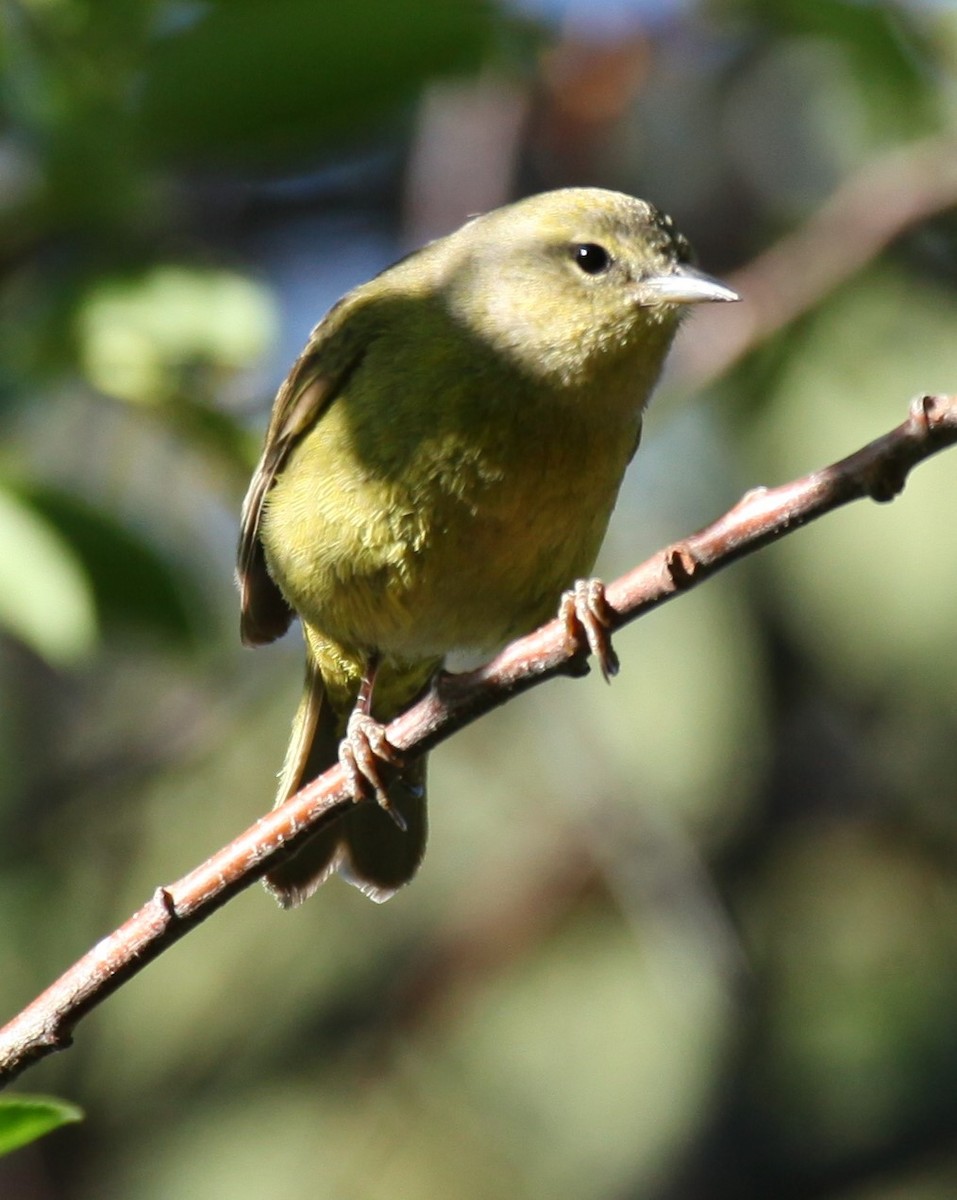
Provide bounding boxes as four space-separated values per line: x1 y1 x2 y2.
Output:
0 393 954 1086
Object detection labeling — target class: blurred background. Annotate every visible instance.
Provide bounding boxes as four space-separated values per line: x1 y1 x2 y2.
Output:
1 0 956 1196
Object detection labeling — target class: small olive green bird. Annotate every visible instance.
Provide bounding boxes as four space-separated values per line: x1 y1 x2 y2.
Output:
238 186 737 906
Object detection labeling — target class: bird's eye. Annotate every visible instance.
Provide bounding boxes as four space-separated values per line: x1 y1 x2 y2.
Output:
572 243 612 275
674 232 694 265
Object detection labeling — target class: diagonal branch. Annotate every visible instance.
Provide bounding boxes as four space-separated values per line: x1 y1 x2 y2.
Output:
676 134 957 388
1 392 955 1086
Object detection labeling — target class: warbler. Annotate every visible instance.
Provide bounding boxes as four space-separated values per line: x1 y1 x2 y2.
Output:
238 187 737 906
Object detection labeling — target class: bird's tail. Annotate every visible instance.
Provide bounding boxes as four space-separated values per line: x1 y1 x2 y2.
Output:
264 657 428 907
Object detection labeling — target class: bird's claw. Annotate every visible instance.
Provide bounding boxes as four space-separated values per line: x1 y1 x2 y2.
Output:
338 711 407 831
559 578 620 682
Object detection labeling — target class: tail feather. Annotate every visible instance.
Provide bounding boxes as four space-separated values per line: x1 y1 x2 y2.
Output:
337 758 428 903
263 658 428 907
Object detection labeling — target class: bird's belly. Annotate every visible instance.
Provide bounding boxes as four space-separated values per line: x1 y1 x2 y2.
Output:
262 409 632 663
388 499 608 658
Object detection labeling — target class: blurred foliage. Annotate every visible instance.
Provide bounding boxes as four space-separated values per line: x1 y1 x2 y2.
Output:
141 0 494 164
0 0 956 1198
0 483 96 664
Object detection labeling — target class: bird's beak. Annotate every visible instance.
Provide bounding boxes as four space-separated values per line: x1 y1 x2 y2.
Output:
641 264 739 306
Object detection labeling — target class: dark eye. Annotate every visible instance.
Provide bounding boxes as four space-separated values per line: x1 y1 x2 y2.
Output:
572 243 612 275
674 232 694 265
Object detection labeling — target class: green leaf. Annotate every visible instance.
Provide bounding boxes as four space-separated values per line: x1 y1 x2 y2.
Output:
76 266 276 406
23 487 212 649
0 485 98 667
0 1095 83 1157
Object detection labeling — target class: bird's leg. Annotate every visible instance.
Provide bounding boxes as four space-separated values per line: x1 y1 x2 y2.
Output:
338 653 408 832
559 578 620 683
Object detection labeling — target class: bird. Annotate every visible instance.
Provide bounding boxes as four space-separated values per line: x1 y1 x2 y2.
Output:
237 186 738 906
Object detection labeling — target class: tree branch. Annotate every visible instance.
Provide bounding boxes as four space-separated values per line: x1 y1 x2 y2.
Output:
1 392 955 1086
676 135 957 388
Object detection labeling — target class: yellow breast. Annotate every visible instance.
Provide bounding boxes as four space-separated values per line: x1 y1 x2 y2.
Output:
261 378 639 663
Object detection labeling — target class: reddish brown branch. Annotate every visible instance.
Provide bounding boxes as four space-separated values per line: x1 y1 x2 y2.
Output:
677 135 957 387
1 393 955 1086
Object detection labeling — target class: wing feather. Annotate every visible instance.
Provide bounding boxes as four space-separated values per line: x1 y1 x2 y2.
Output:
236 295 367 646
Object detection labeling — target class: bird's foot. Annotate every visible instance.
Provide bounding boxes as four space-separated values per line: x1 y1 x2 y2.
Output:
559 578 620 682
338 710 408 832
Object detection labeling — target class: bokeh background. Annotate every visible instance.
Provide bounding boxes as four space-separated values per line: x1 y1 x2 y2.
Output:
1 0 956 1196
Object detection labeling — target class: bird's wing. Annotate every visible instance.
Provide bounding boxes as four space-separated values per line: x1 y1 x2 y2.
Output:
237 294 368 646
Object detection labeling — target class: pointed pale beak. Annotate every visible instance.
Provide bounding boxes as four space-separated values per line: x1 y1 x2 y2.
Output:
641 264 739 306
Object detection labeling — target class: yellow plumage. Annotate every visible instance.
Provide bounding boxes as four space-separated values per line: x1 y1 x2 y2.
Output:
237 187 737 905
